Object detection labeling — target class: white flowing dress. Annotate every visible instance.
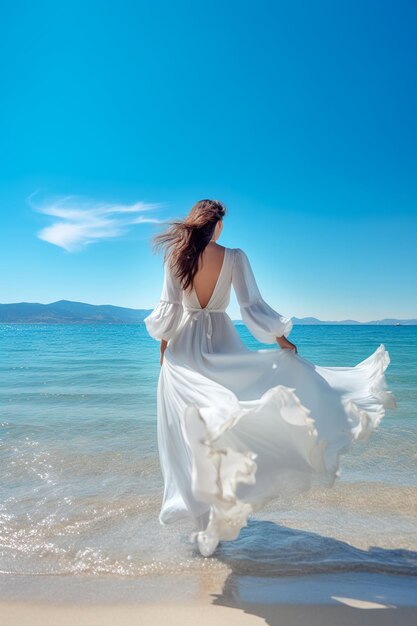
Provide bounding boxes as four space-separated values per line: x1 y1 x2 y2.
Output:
144 246 396 557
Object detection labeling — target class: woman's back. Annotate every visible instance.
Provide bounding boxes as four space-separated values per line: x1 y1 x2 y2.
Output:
192 243 227 309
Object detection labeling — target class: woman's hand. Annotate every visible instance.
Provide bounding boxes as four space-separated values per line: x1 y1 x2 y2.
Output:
276 335 298 354
160 339 168 365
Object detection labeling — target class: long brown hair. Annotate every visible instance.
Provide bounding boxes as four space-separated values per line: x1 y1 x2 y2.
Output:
152 199 227 291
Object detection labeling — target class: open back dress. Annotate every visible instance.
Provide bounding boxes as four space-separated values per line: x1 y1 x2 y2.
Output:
144 246 396 557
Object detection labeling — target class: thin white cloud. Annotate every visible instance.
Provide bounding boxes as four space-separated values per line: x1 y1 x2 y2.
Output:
29 193 163 252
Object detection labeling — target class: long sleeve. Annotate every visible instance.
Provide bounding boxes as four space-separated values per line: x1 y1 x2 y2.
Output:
144 258 184 341
231 247 293 344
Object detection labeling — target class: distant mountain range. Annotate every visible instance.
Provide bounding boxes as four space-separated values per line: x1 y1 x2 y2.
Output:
0 300 416 325
0 300 150 324
281 316 417 326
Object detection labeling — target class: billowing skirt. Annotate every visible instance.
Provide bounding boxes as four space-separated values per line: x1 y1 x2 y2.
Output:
156 313 396 557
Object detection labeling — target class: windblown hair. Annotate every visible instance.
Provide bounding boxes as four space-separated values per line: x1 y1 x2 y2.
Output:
152 199 227 292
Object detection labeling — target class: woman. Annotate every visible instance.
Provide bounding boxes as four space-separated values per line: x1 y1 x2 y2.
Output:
144 199 396 558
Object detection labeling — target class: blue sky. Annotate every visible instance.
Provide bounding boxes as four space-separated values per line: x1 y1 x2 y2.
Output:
1 0 416 321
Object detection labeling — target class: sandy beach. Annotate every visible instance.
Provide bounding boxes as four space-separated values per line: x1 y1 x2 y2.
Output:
3 601 417 626
1 571 417 626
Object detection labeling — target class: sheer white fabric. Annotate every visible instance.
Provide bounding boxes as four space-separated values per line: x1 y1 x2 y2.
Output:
232 248 293 343
143 258 184 342
144 246 397 557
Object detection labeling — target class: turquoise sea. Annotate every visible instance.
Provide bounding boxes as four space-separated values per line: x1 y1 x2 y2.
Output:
1 323 416 601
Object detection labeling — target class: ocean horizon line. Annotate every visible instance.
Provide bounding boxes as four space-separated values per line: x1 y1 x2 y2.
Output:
0 298 416 326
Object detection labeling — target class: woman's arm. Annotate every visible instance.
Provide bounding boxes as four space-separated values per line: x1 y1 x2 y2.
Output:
143 257 184 346
160 338 168 365
276 334 298 353
232 247 297 352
